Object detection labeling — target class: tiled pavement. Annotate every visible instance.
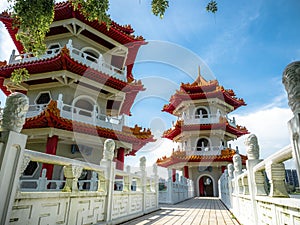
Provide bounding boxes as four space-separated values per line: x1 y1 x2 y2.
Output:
120 197 240 225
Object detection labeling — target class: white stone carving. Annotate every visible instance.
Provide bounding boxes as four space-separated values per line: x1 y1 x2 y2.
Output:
227 163 234 178
282 61 300 114
233 154 242 177
103 139 115 161
62 165 83 192
140 156 146 172
2 92 29 132
245 134 260 160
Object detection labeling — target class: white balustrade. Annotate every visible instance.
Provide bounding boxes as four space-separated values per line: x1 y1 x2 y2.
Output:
2 143 159 225
185 146 223 156
218 144 300 225
26 94 124 131
8 41 126 81
158 170 195 204
183 113 236 127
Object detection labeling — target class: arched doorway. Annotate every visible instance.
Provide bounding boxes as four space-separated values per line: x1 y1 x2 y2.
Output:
199 175 214 197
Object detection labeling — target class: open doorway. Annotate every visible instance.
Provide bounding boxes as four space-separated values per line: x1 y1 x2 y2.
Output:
199 175 214 197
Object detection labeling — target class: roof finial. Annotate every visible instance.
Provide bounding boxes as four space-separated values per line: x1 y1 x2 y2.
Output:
198 65 201 85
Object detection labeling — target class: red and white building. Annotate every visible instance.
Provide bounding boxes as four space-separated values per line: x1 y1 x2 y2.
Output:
0 1 154 181
157 71 248 197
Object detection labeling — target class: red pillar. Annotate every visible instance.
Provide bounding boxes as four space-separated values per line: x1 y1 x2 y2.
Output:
42 135 59 180
183 166 189 178
172 169 176 182
116 147 125 171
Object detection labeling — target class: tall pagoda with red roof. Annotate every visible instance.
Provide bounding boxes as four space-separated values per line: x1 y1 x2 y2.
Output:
0 1 154 180
157 68 248 197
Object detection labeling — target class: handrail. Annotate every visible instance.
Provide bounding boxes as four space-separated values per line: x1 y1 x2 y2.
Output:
24 149 105 172
253 145 292 172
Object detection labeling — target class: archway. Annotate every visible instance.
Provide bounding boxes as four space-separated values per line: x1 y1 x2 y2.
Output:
198 175 214 197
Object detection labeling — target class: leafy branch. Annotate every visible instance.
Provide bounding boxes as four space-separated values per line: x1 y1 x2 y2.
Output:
6 0 218 57
10 68 30 85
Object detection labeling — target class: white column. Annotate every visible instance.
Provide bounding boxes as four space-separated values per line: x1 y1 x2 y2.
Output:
0 131 27 225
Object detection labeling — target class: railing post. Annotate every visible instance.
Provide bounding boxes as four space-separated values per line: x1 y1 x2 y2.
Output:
100 139 116 223
283 61 300 187
153 164 159 208
9 49 15 64
0 93 29 225
167 168 172 204
140 156 147 212
57 94 63 111
37 168 48 191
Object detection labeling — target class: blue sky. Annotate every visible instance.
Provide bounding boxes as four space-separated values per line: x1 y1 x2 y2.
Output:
0 0 299 168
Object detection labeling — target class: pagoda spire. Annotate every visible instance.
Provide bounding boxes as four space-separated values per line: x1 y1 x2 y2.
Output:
192 66 209 86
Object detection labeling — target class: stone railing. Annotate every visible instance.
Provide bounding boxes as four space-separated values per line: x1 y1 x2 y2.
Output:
185 146 223 155
218 135 300 225
183 113 236 127
0 130 159 225
8 39 126 82
159 170 195 204
26 94 125 131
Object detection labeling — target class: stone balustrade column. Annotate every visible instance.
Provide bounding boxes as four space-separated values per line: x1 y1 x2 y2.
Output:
100 139 116 223
153 164 159 208
62 165 83 192
140 156 147 212
283 61 300 186
266 162 289 197
0 93 29 225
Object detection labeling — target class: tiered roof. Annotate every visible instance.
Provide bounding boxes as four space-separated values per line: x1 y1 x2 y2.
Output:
0 1 146 82
156 148 247 167
0 47 144 115
23 100 155 155
163 120 249 140
162 75 246 114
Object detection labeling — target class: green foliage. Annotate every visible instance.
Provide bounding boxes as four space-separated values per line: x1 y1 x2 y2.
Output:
70 0 111 25
206 0 218 14
8 0 55 56
10 68 30 85
6 0 218 58
151 0 169 19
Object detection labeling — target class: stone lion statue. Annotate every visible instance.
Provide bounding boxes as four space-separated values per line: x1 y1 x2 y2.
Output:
245 134 259 160
282 61 300 115
2 92 29 133
103 139 115 161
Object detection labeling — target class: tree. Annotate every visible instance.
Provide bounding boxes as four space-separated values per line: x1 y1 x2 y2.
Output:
6 0 217 56
6 0 217 84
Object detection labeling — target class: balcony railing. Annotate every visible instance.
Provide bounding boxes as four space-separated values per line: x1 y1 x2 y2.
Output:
183 113 236 127
8 39 126 82
185 146 223 156
26 94 124 131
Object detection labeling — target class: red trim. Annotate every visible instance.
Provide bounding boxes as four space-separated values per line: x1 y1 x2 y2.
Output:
23 101 155 155
163 89 246 114
0 49 145 113
156 149 247 167
163 120 248 140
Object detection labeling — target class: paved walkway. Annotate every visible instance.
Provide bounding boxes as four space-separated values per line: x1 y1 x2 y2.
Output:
121 197 240 225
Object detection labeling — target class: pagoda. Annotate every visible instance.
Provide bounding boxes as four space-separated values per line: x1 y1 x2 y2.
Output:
0 1 154 181
157 68 248 197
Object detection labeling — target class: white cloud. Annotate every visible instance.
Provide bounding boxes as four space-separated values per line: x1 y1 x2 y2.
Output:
230 106 293 160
